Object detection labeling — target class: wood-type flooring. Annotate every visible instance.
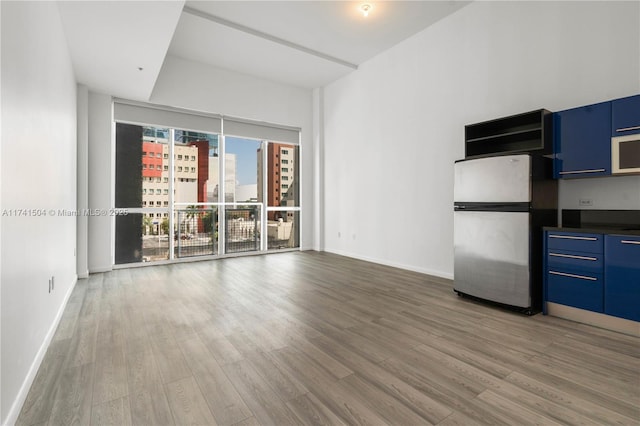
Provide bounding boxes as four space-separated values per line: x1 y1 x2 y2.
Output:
16 251 640 425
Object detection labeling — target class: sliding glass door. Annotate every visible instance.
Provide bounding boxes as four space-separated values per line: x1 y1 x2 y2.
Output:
262 142 299 250
224 137 263 254
172 130 219 258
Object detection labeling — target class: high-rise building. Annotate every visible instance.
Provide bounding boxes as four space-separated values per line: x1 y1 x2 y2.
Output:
207 153 237 203
140 129 242 234
257 143 296 220
141 132 199 233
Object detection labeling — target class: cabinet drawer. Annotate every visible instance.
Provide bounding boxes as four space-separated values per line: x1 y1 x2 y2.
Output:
547 270 603 312
547 232 603 253
547 251 603 273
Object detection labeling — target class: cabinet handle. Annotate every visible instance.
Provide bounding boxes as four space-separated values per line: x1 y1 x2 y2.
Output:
549 271 597 281
549 235 598 241
621 240 640 245
549 252 597 261
616 125 640 132
559 169 606 175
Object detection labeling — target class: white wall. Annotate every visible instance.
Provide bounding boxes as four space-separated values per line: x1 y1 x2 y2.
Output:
77 85 89 278
312 88 325 251
559 176 640 216
0 2 77 424
322 1 640 279
88 92 113 272
151 55 315 249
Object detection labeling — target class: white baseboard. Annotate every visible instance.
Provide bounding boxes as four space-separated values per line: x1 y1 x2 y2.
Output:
88 264 112 273
324 248 453 282
3 276 78 426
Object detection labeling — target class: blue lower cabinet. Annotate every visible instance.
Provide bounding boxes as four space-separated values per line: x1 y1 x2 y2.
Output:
605 235 640 321
547 270 603 312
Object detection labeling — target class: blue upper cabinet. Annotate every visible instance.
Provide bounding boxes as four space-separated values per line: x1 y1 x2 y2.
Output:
554 101 611 179
611 94 640 137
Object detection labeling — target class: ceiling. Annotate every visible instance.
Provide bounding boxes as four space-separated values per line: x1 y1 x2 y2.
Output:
58 1 469 99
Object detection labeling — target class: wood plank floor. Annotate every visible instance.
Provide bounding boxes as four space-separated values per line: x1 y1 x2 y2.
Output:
16 251 640 425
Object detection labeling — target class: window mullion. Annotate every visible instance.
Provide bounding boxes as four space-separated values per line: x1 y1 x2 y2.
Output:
219 134 226 254
169 128 175 260
261 140 268 251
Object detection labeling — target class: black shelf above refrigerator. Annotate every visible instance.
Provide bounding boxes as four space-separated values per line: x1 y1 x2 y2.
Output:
465 109 552 158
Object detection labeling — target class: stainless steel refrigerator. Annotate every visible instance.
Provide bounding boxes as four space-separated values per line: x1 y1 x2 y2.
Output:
453 154 557 314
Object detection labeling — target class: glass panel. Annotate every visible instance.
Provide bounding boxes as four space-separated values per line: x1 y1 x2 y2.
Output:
225 137 262 203
267 211 299 250
115 123 143 208
174 207 218 258
115 212 170 264
140 128 170 212
115 123 172 264
261 143 299 209
173 130 220 204
225 206 261 254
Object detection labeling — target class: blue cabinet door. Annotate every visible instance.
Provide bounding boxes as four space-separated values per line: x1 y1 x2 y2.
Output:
604 235 640 321
554 101 611 178
612 95 640 137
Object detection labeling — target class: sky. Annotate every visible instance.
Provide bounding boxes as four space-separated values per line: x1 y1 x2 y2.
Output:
225 136 262 185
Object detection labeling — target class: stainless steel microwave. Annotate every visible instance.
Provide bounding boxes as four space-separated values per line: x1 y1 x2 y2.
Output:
612 134 640 174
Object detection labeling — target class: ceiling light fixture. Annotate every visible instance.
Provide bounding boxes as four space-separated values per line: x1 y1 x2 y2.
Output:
360 3 372 17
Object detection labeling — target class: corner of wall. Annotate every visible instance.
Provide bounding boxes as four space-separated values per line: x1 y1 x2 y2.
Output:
312 87 325 252
0 2 3 422
77 84 89 278
87 91 114 273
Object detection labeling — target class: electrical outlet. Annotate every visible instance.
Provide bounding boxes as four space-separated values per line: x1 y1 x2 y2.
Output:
579 198 593 207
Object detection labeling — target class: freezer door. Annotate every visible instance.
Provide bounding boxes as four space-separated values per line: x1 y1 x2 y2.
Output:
454 154 531 203
454 210 531 308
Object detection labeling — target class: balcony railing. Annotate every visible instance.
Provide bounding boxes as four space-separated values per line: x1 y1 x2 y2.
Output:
176 208 217 258
225 207 260 253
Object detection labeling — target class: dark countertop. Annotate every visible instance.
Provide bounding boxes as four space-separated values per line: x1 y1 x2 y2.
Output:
544 226 640 236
